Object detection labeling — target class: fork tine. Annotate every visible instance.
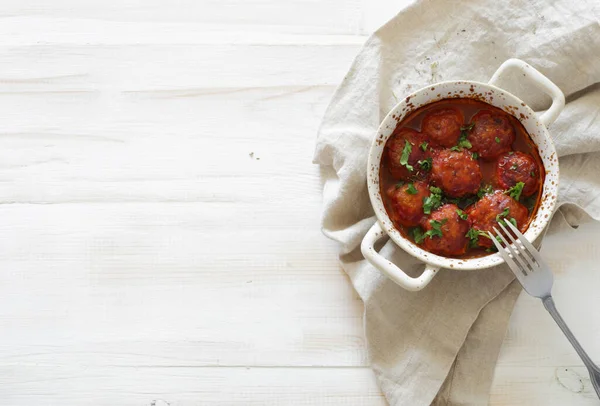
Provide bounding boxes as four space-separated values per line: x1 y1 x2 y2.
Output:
498 222 538 271
505 220 547 266
492 226 532 274
494 222 534 272
487 230 525 275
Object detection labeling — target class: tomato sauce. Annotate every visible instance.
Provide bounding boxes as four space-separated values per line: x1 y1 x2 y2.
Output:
380 98 545 259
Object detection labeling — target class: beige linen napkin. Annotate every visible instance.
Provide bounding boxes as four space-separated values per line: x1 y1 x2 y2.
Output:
314 0 600 404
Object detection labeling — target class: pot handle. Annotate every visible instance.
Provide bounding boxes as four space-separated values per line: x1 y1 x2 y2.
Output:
488 58 565 127
361 222 439 291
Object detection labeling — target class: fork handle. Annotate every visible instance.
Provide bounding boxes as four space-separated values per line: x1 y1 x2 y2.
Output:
542 296 600 398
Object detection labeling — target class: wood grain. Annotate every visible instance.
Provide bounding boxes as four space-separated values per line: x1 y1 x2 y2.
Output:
0 1 598 405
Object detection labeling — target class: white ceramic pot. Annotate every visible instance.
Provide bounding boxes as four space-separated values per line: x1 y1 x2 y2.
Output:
360 59 564 291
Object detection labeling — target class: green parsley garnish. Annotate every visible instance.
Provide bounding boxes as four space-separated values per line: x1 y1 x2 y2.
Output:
412 219 448 244
460 122 475 131
495 206 518 228
418 157 432 171
458 196 478 209
496 207 510 222
472 152 479 160
426 219 447 239
420 142 428 151
477 184 494 199
457 136 472 149
444 195 478 209
400 141 414 172
413 227 425 244
423 186 443 214
466 228 491 248
456 209 468 220
505 181 525 201
523 195 536 213
495 137 501 143
406 183 418 194
452 124 474 151
394 181 405 189
530 171 535 177
511 163 518 170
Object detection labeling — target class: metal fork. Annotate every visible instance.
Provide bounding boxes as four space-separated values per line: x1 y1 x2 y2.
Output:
490 221 600 399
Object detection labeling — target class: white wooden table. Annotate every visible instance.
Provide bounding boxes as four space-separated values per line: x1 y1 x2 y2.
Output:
1 1 599 404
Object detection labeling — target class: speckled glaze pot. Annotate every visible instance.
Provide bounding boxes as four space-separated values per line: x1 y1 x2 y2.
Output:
361 59 564 291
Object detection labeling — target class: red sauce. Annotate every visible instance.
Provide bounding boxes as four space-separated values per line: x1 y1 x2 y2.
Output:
380 98 545 259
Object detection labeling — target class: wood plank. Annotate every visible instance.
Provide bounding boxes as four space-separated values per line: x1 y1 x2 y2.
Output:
0 202 367 368
0 1 368 35
0 3 598 404
490 366 600 405
0 365 385 405
0 29 373 369
496 219 600 369
0 86 339 203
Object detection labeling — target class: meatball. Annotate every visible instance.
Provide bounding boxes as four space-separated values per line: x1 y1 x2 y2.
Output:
386 181 430 227
496 151 540 197
466 191 529 248
385 128 431 180
468 110 515 160
430 149 482 197
419 204 470 257
422 108 464 148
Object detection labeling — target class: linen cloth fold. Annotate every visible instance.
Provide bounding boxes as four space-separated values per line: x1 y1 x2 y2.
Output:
313 1 600 404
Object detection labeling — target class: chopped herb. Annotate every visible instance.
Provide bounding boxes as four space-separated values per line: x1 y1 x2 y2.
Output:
477 184 494 199
523 195 537 213
452 129 473 151
418 157 433 171
400 141 414 172
423 186 443 214
424 219 447 239
420 142 428 151
460 122 475 131
466 228 480 241
485 234 502 252
406 183 418 194
445 195 478 209
511 163 518 170
466 228 491 248
508 151 514 155
496 207 510 222
412 227 425 244
414 220 448 243
457 196 478 209
472 152 479 159
495 136 501 143
458 132 472 148
456 209 468 220
505 181 525 201
495 207 518 228
394 181 405 189
530 171 535 177
457 137 472 149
